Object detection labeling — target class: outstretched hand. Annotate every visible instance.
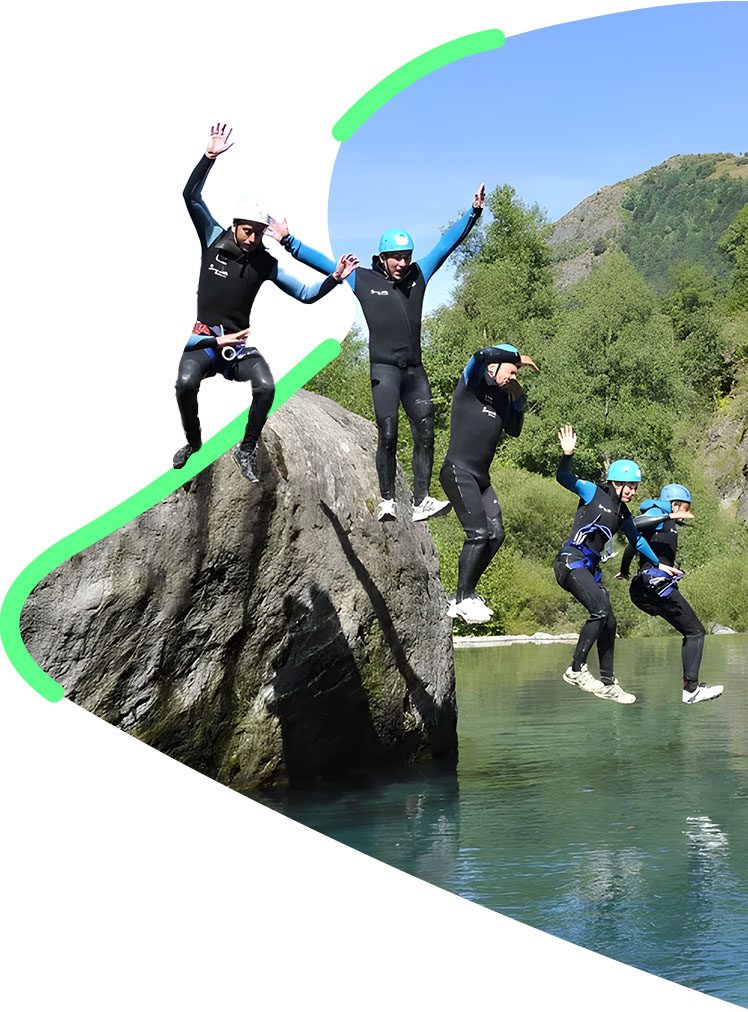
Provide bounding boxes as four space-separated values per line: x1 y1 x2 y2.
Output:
659 563 684 577
473 183 486 209
520 354 540 372
206 123 234 160
334 253 359 281
558 424 577 455
266 216 289 242
216 327 250 347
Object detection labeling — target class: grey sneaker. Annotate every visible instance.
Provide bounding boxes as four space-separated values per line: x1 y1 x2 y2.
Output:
593 679 636 704
173 443 201 469
563 665 604 693
683 682 724 704
233 444 259 483
412 495 452 521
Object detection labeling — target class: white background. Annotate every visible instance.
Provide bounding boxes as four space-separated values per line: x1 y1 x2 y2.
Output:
1 2 740 1008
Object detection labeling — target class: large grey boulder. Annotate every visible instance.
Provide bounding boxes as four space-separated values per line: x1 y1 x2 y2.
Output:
21 390 457 789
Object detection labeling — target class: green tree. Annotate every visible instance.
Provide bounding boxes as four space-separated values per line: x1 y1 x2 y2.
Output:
718 202 748 312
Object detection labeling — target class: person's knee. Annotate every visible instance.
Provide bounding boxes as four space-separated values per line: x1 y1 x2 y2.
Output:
377 416 398 452
175 367 201 396
252 376 275 406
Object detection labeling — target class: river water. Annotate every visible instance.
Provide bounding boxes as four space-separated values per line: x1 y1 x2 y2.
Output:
255 634 748 1006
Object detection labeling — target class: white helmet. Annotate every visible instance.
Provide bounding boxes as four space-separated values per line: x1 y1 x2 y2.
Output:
233 197 269 225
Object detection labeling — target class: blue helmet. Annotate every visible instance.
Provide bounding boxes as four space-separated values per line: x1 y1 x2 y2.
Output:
607 459 642 482
379 229 414 254
660 483 692 503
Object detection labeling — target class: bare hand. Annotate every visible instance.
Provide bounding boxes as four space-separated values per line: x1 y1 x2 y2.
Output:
266 216 289 242
558 424 577 455
334 253 359 281
520 354 540 373
216 327 250 347
473 183 486 209
206 123 234 160
659 563 684 577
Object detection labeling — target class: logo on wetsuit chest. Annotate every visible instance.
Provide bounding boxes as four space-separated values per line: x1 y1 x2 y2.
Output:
481 405 497 419
209 253 229 278
370 289 389 296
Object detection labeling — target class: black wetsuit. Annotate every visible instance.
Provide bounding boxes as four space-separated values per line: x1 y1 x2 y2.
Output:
177 155 340 449
439 348 524 600
620 502 705 687
554 455 660 683
282 207 482 499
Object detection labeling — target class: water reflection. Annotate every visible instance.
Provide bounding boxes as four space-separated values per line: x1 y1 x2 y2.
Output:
252 634 748 1006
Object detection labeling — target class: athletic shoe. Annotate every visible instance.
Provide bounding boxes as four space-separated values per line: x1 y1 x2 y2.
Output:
593 679 636 704
683 682 724 704
377 499 397 522
453 595 493 625
173 443 201 469
447 593 494 619
233 444 259 483
412 495 452 522
563 665 604 693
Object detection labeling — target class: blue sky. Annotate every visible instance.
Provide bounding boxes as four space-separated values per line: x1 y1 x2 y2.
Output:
326 2 748 313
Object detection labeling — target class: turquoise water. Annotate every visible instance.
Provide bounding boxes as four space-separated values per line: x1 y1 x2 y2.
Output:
254 634 748 1005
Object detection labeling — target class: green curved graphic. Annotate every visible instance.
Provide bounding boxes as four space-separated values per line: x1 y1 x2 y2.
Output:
0 339 341 702
332 29 505 141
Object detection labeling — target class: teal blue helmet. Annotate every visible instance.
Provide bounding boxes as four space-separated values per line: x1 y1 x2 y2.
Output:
379 229 414 254
661 483 692 503
607 459 642 482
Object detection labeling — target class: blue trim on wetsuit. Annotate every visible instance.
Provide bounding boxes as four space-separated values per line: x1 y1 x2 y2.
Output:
281 236 353 289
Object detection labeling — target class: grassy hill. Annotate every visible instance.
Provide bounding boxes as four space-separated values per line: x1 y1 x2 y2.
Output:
549 153 748 292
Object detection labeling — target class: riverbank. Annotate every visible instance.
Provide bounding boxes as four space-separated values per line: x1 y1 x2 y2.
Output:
453 631 578 648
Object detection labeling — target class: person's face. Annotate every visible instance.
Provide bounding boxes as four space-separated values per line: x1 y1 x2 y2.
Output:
670 499 694 519
234 220 266 252
611 480 639 503
379 250 412 280
486 361 518 386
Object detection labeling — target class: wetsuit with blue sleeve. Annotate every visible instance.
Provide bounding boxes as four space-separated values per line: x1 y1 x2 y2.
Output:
281 207 482 500
620 500 706 687
439 346 524 601
175 155 341 450
553 454 660 683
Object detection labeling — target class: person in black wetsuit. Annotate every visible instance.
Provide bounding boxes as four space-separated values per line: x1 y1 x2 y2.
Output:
175 124 358 481
267 185 486 521
439 343 539 625
615 484 723 704
554 425 682 704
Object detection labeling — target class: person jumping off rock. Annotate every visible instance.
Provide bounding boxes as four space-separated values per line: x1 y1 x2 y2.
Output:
267 185 486 520
616 483 723 704
175 124 358 482
439 343 539 625
553 425 682 704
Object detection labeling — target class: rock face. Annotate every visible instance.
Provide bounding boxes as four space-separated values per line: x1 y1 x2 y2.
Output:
21 391 457 788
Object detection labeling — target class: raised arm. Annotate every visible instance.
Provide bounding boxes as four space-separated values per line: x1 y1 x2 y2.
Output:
269 253 358 303
183 124 235 247
556 426 597 504
418 183 485 284
269 217 357 291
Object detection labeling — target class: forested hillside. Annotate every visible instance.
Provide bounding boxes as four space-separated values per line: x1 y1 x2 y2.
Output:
307 155 748 637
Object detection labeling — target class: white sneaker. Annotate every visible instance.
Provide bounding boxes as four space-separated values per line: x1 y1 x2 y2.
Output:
377 498 397 522
563 665 604 693
683 682 724 704
412 495 452 522
593 678 636 704
446 594 459 618
453 595 493 625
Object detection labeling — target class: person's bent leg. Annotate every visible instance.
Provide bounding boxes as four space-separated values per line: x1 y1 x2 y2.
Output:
440 463 489 600
594 587 617 682
174 351 214 467
657 589 706 687
554 563 611 673
236 354 275 448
